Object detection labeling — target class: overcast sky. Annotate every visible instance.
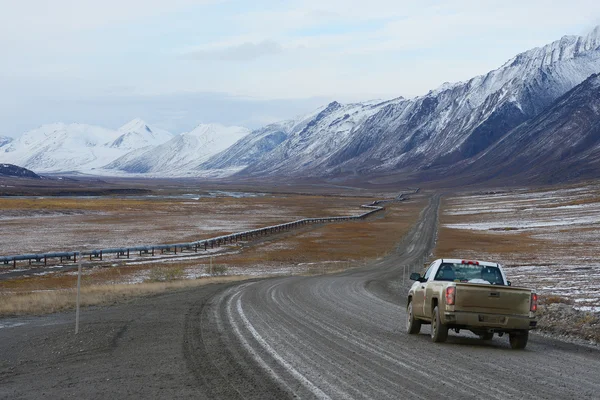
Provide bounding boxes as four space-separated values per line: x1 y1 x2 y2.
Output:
1 0 600 136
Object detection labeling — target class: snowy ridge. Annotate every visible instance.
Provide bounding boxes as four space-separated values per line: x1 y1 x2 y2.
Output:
0 119 172 173
110 118 173 151
214 26 600 178
0 136 12 148
104 123 250 175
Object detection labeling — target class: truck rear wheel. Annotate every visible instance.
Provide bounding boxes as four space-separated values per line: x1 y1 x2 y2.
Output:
509 330 529 349
406 301 422 334
431 306 448 343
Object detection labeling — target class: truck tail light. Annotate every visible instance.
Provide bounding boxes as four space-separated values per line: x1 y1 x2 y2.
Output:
446 287 456 305
530 293 538 312
461 260 479 265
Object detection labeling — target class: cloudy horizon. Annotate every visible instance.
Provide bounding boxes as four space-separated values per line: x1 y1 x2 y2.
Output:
2 1 600 137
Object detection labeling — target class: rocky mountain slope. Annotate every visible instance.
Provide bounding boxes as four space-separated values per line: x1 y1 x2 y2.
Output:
445 72 600 184
207 27 600 182
0 163 41 179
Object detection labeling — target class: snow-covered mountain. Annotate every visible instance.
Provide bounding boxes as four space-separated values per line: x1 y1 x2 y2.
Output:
202 99 397 174
2 26 600 182
0 119 173 173
110 118 173 151
0 123 124 172
104 123 250 175
0 136 12 148
208 26 600 180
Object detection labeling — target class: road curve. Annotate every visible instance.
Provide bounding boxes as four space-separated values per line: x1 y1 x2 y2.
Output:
1 195 599 399
194 194 600 399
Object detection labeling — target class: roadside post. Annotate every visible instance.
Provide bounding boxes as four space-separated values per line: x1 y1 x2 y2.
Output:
75 251 82 334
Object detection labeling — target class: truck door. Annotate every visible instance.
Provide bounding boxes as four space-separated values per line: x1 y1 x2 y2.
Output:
413 263 435 317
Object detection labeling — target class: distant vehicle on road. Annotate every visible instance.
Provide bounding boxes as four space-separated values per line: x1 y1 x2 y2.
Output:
407 259 537 349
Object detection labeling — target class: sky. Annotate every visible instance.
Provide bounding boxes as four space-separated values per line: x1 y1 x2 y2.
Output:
1 0 600 136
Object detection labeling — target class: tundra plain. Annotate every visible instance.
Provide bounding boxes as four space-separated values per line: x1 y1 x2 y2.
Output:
437 183 600 343
0 189 426 315
1 182 598 343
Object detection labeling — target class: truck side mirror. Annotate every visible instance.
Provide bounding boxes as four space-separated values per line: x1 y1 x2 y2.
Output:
410 272 422 282
507 281 512 286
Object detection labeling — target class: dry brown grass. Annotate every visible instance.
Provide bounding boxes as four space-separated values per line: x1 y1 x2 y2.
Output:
0 194 376 255
1 194 427 316
436 189 600 343
222 200 426 265
540 295 574 306
434 227 547 263
0 276 256 316
434 194 585 263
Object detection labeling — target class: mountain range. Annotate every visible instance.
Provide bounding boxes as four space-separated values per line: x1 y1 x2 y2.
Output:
205 26 600 184
1 26 600 185
0 119 248 176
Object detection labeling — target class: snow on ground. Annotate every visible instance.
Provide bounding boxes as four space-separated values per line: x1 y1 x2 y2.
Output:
443 184 600 311
0 194 329 255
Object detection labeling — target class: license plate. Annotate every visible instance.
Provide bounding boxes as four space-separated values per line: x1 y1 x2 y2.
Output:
478 315 505 324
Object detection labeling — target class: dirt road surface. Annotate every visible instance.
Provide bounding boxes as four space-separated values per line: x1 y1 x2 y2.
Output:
2 195 599 399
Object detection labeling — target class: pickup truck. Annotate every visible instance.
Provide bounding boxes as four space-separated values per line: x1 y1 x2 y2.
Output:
407 259 537 349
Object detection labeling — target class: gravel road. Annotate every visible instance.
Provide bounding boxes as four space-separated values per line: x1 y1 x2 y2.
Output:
2 195 599 399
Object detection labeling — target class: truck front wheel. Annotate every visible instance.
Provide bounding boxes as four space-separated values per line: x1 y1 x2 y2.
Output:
509 330 529 349
431 306 448 343
406 301 422 334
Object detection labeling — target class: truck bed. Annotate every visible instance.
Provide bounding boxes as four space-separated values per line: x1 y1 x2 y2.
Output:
453 283 532 317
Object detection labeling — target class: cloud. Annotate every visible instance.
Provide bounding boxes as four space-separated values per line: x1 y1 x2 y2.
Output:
0 0 216 36
182 40 284 61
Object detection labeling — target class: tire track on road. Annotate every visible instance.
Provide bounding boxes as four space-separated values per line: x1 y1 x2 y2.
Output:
196 194 600 399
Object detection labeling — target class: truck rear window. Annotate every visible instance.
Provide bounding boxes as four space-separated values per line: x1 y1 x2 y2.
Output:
434 263 504 285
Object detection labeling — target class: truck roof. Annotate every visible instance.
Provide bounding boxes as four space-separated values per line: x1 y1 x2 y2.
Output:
439 259 500 268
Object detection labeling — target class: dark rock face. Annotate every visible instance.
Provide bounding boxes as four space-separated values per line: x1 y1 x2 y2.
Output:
458 101 528 160
0 164 41 179
443 73 600 184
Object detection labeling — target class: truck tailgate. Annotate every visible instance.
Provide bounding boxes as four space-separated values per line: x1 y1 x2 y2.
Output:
454 283 531 316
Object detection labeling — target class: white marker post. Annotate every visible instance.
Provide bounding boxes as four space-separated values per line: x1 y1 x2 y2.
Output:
75 252 82 334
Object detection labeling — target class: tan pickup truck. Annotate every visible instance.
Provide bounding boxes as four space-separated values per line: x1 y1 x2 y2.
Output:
407 258 537 349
